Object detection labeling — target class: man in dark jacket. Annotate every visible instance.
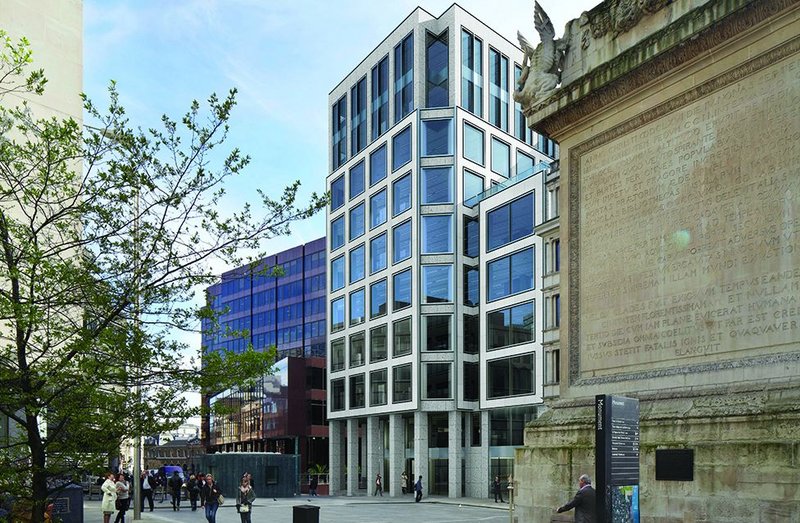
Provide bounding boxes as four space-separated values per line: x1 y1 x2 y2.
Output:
557 474 596 523
167 471 183 511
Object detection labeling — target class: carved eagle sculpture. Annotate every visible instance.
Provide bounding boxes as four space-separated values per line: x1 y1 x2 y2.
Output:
514 1 562 111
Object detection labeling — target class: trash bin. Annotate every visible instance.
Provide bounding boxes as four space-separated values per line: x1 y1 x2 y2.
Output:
292 504 320 523
51 483 84 523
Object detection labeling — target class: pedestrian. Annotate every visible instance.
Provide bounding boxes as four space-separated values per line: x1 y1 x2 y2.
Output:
236 474 256 523
309 475 318 497
198 473 207 507
139 471 154 512
114 473 130 523
414 475 423 502
493 475 504 503
556 474 596 523
167 471 182 511
374 473 383 496
100 472 117 523
201 474 223 523
400 471 408 495
187 474 200 511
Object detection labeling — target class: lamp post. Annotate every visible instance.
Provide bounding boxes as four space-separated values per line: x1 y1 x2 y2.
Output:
507 474 515 523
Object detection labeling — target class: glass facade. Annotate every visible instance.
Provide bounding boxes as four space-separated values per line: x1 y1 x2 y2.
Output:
488 301 535 349
392 220 412 263
370 189 387 228
370 325 388 361
392 126 412 172
370 369 388 406
487 193 534 250
349 203 365 240
424 315 452 351
370 233 387 274
464 265 479 306
422 215 453 254
371 57 390 141
331 256 344 291
393 269 412 310
488 354 535 398
426 30 449 107
350 332 365 367
332 95 347 170
487 247 535 301
491 137 510 177
421 166 453 204
393 317 412 357
463 122 484 165
461 29 483 116
421 119 453 156
488 48 508 131
370 145 387 186
349 160 365 199
463 170 483 203
392 173 412 215
370 279 387 318
349 244 365 283
331 175 345 211
394 33 414 122
350 289 365 326
393 364 412 402
425 362 451 398
351 77 367 156
422 265 453 303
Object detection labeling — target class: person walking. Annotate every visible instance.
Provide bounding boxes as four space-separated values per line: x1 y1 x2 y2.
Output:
374 473 383 496
187 474 200 511
167 471 182 511
556 474 596 523
309 475 318 497
400 471 408 495
139 471 154 512
414 475 423 502
113 473 130 523
100 472 118 523
236 474 256 523
198 473 207 508
493 475 504 503
202 474 223 523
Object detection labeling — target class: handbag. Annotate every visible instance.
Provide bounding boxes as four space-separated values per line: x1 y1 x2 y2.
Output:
218 494 224 505
238 503 250 513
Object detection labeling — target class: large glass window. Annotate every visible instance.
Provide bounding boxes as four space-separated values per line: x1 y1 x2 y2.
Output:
421 119 453 156
488 48 509 131
349 244 365 283
351 77 367 156
331 338 345 371
464 265 479 306
394 33 414 123
488 354 535 398
422 214 453 254
488 301 534 350
349 332 365 367
392 173 412 215
393 269 412 310
464 216 479 257
423 315 451 351
331 378 345 411
487 193 534 251
370 189 387 229
350 289 365 326
370 144 387 186
349 203 365 240
349 160 365 199
371 57 390 141
421 166 453 204
370 369 388 406
331 175 345 211
331 256 345 291
331 215 345 251
463 122 484 165
464 170 483 203
349 373 365 408
393 364 412 402
392 220 412 263
370 233 387 274
464 362 479 401
426 362 451 399
464 314 479 354
426 30 449 107
370 325 388 362
331 297 345 332
491 137 510 177
487 247 534 301
370 279 387 318
392 126 412 172
461 29 483 117
332 96 347 170
516 151 535 177
393 317 412 357
422 265 453 303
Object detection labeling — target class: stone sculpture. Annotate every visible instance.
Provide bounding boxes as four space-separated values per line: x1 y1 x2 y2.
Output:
514 1 566 112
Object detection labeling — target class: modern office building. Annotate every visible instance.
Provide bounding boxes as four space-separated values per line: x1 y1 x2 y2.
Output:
201 238 329 476
325 4 558 498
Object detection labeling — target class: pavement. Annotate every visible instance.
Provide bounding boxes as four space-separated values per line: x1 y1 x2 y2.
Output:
81 494 517 523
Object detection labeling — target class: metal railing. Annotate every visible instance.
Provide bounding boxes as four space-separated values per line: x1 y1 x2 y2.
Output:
464 161 550 208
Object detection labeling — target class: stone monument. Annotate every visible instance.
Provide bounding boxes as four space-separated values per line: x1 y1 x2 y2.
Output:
514 0 800 521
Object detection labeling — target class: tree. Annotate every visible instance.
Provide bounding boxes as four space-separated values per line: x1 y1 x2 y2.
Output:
0 32 326 522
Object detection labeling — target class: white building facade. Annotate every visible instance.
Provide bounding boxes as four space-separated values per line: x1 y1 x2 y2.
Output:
326 4 557 498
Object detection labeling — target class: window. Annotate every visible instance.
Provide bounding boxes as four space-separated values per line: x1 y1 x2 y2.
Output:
349 332 365 367
370 279 387 318
487 247 534 301
553 239 560 271
491 137 510 177
464 216 479 257
463 122 484 165
370 325 388 362
370 233 387 274
421 166 453 204
461 29 483 116
547 185 560 220
514 64 532 144
351 77 367 155
545 347 560 385
393 364 412 402
349 373 365 408
422 215 453 253
464 314 479 354
371 57 389 141
392 220 412 263
331 378 345 411
349 244 365 283
426 30 448 107
516 151 535 177
370 369 388 406
422 265 453 303
393 317 412 357
370 189 387 228
370 145 387 186
464 265 479 306
488 301 534 350
392 126 412 171
332 96 347 170
331 297 345 332
330 338 345 372
331 175 345 211
471 412 482 446
463 170 483 203
487 193 534 250
331 215 345 251
349 203 365 240
392 173 412 215
394 33 414 122
393 269 412 310
488 354 535 398
421 119 453 156
423 315 451 351
350 289 365 326
426 362 451 399
464 362 479 401
331 256 345 291
546 293 560 328
349 160 365 199
488 48 508 131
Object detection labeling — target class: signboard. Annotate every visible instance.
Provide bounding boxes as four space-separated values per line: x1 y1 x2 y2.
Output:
596 395 640 523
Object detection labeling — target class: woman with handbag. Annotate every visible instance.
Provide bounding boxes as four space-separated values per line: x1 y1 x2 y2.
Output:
113 473 130 523
236 474 256 523
201 474 223 523
100 472 117 523
187 474 200 511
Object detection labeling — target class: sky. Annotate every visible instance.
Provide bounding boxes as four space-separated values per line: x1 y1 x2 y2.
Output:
82 0 599 414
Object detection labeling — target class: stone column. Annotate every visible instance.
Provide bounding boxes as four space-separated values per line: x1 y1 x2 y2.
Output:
480 410 490 498
448 410 462 498
413 410 429 496
346 418 359 496
329 419 345 495
388 414 404 497
366 415 383 496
